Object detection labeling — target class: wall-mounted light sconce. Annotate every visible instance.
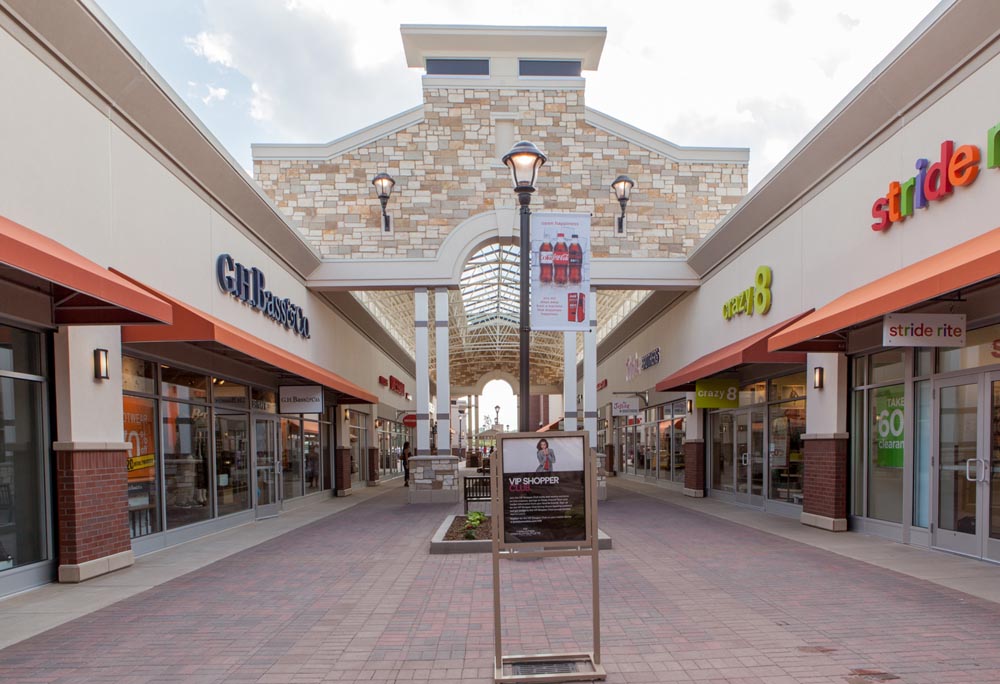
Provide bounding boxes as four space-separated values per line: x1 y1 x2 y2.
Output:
371 172 395 232
404 392 412 401
686 399 693 414
611 175 634 234
813 366 825 389
375 418 383 428
93 348 110 380
343 407 351 420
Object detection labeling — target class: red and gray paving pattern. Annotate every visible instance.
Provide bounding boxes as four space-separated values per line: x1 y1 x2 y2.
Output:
3 484 1000 683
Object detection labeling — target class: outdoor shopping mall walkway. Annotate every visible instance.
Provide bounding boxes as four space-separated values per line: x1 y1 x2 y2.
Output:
3 481 1000 683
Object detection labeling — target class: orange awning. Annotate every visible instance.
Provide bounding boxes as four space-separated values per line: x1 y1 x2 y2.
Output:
537 417 563 432
0 214 172 325
117 272 377 404
654 313 809 392
769 226 1000 352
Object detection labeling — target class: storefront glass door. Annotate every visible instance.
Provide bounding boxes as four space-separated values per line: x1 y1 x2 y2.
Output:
254 418 280 519
712 410 764 507
933 373 1000 561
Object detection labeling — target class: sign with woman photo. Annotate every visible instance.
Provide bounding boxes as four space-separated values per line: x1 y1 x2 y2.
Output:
496 432 588 544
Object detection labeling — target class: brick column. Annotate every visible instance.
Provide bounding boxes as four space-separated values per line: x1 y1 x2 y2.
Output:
604 443 615 477
54 442 134 583
334 446 352 496
801 434 849 531
683 439 705 497
367 446 380 486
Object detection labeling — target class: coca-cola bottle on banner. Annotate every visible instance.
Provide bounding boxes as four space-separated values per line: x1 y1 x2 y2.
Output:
538 238 553 284
568 233 583 284
553 233 569 285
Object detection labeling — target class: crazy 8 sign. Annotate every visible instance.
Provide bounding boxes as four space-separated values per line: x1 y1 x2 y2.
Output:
722 266 772 321
871 121 1000 232
216 254 311 338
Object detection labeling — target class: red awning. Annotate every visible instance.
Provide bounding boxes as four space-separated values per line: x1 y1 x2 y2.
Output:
117 273 377 404
0 213 172 325
654 313 810 392
769 226 1000 352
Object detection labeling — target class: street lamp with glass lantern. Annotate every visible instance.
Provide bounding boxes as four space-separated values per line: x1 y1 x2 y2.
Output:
502 141 547 432
371 172 396 232
494 404 501 430
611 175 634 234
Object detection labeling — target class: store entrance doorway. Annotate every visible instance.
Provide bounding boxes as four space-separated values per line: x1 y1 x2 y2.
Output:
932 372 1000 561
711 409 764 507
254 418 281 519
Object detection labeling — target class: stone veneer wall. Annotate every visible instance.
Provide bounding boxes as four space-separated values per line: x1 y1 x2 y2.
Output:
255 87 747 260
408 455 459 503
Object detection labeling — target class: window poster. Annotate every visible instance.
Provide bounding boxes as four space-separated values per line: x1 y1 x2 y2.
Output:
873 385 905 468
499 433 588 544
123 395 157 507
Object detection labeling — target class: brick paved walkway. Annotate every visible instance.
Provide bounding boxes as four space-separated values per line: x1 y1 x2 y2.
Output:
3 484 1000 683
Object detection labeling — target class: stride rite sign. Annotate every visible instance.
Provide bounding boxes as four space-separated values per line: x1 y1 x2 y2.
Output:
871 121 1000 232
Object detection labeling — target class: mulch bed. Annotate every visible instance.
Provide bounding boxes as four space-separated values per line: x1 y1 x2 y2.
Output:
443 515 493 541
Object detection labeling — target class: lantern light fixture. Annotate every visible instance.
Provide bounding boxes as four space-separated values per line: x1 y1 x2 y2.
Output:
371 172 395 232
611 175 635 234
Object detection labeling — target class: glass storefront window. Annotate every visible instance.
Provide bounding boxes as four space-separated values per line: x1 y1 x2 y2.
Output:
712 413 734 492
871 350 904 385
913 380 931 528
216 411 250 516
282 418 303 499
739 382 766 407
0 373 46 570
851 390 865 517
304 420 321 494
161 366 208 402
915 348 934 377
657 419 671 479
123 395 160 537
768 373 806 402
251 388 277 413
122 356 155 394
867 383 905 523
671 408 686 484
349 411 367 482
162 400 211 528
0 325 41 376
768 400 805 504
937 324 1000 373
213 380 248 410
853 356 867 385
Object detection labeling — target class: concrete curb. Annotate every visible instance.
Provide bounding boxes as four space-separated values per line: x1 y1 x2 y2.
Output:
429 515 613 554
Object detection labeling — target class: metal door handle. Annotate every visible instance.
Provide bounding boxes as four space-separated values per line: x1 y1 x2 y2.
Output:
980 459 990 483
966 459 977 482
741 452 748 466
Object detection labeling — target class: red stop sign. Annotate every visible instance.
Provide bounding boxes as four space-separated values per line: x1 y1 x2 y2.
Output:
402 413 417 428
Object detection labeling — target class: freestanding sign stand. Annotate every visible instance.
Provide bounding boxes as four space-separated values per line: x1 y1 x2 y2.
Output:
491 431 605 683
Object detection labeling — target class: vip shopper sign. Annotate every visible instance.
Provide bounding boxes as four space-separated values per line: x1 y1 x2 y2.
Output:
530 213 590 331
497 433 588 544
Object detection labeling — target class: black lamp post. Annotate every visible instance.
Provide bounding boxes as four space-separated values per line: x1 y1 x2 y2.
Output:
502 141 547 432
611 175 634 234
371 172 395 232
494 404 501 429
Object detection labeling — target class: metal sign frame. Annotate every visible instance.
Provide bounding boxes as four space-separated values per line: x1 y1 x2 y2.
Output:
490 431 605 683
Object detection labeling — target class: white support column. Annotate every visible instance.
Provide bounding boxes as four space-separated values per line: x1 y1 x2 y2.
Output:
563 332 578 431
584 288 604 499
414 289 431 456
435 289 450 455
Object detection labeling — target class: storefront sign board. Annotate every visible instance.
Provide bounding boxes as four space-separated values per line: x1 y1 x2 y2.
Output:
883 313 966 347
530 213 591 331
279 385 323 414
611 397 639 416
695 378 739 408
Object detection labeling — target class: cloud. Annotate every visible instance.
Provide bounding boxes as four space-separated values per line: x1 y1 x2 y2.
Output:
769 0 794 23
190 0 421 143
202 85 229 105
836 12 861 30
184 31 234 68
249 82 274 121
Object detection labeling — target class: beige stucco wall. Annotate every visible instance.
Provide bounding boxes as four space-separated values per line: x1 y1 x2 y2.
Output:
255 87 747 260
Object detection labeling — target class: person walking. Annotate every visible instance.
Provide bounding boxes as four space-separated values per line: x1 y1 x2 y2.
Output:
401 441 412 487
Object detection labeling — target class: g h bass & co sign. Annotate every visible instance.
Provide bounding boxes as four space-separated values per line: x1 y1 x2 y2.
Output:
216 254 311 338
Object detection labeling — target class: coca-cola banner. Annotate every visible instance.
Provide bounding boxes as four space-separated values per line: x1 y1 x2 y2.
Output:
530 212 591 331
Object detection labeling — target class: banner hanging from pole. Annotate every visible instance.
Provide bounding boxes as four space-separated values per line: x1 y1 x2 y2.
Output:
530 212 591 331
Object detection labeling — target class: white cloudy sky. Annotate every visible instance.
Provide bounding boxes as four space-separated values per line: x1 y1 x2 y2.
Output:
93 0 943 428
96 0 943 188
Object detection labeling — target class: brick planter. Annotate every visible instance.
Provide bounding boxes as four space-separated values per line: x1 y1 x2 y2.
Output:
801 434 849 531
